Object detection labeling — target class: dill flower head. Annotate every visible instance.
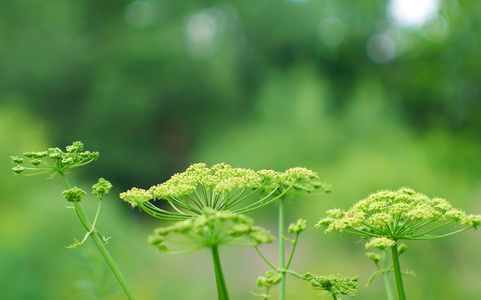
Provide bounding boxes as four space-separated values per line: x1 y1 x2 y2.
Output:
316 187 481 247
121 163 332 220
92 178 112 197
302 273 358 297
257 271 283 289
63 186 86 203
257 167 332 197
148 209 275 253
11 141 99 176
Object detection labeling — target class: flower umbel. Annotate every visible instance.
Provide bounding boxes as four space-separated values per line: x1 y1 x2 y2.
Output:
316 187 481 245
120 163 331 220
302 272 358 297
148 209 274 253
11 141 99 177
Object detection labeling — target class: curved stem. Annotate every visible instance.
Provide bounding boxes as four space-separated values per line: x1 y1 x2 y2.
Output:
391 244 406 300
58 172 136 299
285 233 299 270
254 244 278 270
211 245 229 300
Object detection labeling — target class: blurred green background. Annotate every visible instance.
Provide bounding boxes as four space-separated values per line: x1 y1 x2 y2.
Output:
1 0 481 299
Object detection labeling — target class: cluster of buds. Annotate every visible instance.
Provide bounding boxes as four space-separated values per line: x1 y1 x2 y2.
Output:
317 187 481 249
11 141 99 176
120 163 331 220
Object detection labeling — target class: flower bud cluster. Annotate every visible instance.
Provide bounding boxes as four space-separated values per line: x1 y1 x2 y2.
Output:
148 209 275 252
92 178 112 197
256 271 283 289
302 272 358 296
288 218 307 234
11 141 99 175
120 163 331 216
63 187 86 202
316 187 481 247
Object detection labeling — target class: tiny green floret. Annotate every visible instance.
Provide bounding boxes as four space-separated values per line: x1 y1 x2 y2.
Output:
92 178 113 196
365 237 396 250
288 218 307 235
257 271 283 289
63 187 86 202
316 187 481 245
11 141 99 177
302 273 358 297
148 209 275 253
121 163 331 220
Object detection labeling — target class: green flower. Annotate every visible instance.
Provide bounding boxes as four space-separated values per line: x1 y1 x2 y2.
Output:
148 209 275 253
11 141 99 176
121 163 330 220
63 187 86 203
92 178 112 197
288 218 307 234
365 237 396 250
316 187 481 244
302 273 358 297
257 271 283 289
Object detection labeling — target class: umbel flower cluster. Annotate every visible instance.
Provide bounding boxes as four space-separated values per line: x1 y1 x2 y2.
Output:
317 187 481 249
148 209 275 253
11 141 99 176
302 273 358 297
120 163 331 220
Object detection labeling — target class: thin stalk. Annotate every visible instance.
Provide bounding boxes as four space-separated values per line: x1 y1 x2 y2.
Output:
58 172 136 299
331 294 338 300
391 244 406 300
211 245 229 300
285 233 299 269
278 197 286 300
253 244 278 270
382 251 395 300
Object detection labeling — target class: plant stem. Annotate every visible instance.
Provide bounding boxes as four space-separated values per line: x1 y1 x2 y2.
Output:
278 197 286 300
211 245 229 300
77 203 136 299
391 244 406 300
58 172 136 299
382 251 395 300
331 293 338 300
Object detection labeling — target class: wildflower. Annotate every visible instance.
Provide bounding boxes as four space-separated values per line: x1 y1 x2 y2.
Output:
92 178 113 197
302 272 358 297
365 237 396 250
121 163 331 220
63 187 86 203
11 141 99 177
316 187 481 244
148 209 274 253
288 219 307 234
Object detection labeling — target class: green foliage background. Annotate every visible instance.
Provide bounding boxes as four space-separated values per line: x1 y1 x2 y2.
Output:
1 0 480 299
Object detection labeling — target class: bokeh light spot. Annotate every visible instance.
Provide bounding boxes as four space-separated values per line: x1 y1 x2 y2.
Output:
388 0 439 28
318 17 347 47
366 34 396 64
125 1 155 29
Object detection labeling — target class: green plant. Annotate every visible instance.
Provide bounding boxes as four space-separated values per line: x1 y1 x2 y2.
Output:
120 163 349 299
316 187 481 300
11 142 136 299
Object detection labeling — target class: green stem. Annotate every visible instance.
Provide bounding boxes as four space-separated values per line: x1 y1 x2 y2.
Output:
285 233 299 270
211 245 229 300
254 244 278 270
382 251 395 300
391 244 406 300
331 294 338 300
278 197 286 300
58 172 136 299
